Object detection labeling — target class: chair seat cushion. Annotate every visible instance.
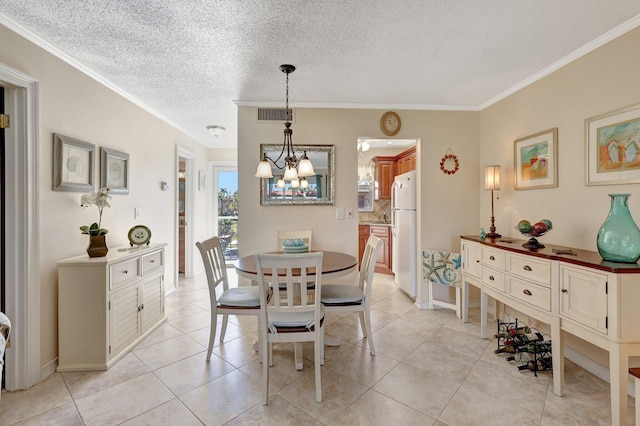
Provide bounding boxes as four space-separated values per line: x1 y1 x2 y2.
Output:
321 284 364 305
218 286 260 308
269 305 325 330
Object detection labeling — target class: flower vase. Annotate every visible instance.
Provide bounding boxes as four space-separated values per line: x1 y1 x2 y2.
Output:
87 235 109 258
597 194 640 263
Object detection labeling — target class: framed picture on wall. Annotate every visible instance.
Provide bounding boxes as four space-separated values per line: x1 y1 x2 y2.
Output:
52 133 95 192
514 128 558 190
100 147 129 194
586 103 640 185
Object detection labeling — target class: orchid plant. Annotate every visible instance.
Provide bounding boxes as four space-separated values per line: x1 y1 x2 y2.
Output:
79 187 111 236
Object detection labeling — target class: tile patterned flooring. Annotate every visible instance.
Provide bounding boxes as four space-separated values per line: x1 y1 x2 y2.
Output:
0 272 635 425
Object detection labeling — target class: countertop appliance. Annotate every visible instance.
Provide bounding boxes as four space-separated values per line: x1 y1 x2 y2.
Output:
391 170 417 298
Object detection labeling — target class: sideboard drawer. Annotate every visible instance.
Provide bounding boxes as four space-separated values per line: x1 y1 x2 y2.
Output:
141 250 163 276
110 258 140 290
506 254 551 287
482 248 505 269
508 277 551 311
482 267 505 292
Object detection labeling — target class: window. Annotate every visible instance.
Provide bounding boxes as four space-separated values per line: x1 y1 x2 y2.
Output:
213 166 238 262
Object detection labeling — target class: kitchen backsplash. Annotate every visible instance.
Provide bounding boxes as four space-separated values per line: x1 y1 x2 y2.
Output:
359 199 391 223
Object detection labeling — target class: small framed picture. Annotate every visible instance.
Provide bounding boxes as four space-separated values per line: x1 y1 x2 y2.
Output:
586 103 640 185
514 128 558 190
52 133 95 192
101 147 129 194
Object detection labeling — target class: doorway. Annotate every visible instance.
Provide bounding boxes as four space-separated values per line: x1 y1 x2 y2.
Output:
176 147 195 284
211 162 238 263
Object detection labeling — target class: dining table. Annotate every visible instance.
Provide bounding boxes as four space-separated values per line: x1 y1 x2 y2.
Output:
235 250 358 282
234 250 358 357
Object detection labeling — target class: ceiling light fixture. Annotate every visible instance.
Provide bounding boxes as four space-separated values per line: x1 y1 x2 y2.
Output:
255 64 315 181
357 140 371 155
206 125 226 137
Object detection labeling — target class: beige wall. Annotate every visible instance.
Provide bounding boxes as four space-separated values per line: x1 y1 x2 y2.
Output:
0 24 210 368
237 107 480 296
479 27 640 367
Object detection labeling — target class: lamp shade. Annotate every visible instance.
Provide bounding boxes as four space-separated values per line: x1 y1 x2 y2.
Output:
283 164 299 181
297 155 315 177
290 179 300 188
484 165 501 190
300 177 309 188
276 177 285 188
255 159 274 178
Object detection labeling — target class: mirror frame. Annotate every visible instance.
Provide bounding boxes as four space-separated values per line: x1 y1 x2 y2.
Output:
259 144 335 206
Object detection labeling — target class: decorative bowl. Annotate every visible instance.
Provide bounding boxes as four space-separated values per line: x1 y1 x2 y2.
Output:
515 219 552 249
282 239 310 254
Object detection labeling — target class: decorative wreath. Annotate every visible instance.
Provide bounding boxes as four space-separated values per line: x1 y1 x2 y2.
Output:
440 149 459 175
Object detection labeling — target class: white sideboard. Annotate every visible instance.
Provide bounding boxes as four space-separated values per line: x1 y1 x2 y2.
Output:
461 236 640 426
57 243 167 372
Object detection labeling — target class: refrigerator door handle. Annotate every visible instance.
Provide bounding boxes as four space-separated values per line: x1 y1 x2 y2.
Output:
391 210 397 237
391 181 398 210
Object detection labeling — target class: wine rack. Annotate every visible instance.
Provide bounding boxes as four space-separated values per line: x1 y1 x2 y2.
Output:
494 318 552 376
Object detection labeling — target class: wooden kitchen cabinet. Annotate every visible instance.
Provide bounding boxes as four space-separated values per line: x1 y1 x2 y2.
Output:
373 156 395 200
370 225 392 274
57 243 167 371
358 225 370 265
396 146 416 174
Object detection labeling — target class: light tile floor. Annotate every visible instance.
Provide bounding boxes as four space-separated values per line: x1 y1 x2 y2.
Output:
0 272 635 425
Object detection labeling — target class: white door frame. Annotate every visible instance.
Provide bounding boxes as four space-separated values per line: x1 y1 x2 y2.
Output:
209 161 236 239
176 146 196 284
0 63 41 390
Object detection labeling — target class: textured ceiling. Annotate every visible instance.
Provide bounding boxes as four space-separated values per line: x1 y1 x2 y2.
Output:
1 1 640 149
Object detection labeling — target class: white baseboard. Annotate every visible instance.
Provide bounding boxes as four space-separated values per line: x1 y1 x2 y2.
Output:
564 347 635 397
40 357 58 381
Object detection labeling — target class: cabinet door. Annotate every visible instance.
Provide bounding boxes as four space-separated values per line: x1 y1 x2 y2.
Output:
376 159 395 200
358 225 370 265
371 226 392 274
109 284 140 359
560 265 608 334
462 241 482 279
142 275 164 332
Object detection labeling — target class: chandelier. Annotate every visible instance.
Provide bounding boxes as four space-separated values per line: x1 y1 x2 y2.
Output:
255 64 315 185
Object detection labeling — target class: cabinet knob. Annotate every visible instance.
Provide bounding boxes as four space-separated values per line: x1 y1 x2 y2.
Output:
489 255 495 261
150 259 155 263
523 289 532 296
489 275 495 281
123 270 128 274
561 289 568 293
523 265 532 271
476 260 480 263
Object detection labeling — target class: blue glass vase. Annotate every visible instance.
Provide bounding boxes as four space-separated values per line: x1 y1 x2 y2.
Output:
597 194 640 263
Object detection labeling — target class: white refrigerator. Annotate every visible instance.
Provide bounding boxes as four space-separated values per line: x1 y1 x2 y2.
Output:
391 170 417 298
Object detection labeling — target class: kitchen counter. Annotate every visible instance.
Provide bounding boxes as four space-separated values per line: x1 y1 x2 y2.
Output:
359 222 392 226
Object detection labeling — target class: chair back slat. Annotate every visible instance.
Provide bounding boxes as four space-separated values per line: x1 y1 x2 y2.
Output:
255 252 323 326
195 237 231 304
359 235 383 300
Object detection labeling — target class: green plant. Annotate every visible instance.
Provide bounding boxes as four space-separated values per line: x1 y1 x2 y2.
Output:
80 187 111 236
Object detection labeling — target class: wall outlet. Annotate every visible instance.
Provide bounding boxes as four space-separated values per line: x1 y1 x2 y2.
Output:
345 208 354 219
336 208 345 220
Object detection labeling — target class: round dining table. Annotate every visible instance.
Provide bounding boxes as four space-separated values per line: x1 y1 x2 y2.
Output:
235 250 358 281
234 250 357 351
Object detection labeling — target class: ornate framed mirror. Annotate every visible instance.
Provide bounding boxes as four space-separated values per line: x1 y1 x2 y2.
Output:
259 144 335 206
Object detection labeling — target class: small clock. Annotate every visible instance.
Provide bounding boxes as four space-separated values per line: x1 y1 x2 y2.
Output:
128 225 152 246
380 111 401 136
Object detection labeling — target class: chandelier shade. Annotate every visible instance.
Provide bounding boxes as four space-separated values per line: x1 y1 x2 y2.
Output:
255 64 315 182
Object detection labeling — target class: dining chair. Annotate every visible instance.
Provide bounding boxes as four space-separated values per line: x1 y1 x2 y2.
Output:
320 234 382 356
196 236 261 361
255 251 324 404
276 229 312 251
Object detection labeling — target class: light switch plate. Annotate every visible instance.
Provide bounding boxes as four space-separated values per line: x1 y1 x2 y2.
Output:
345 208 354 219
336 208 345 220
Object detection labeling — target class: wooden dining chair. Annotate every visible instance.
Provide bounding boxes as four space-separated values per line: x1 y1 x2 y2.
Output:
196 236 261 361
320 235 382 356
255 251 324 404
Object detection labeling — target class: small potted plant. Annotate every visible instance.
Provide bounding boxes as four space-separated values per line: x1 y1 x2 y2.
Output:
80 187 111 257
